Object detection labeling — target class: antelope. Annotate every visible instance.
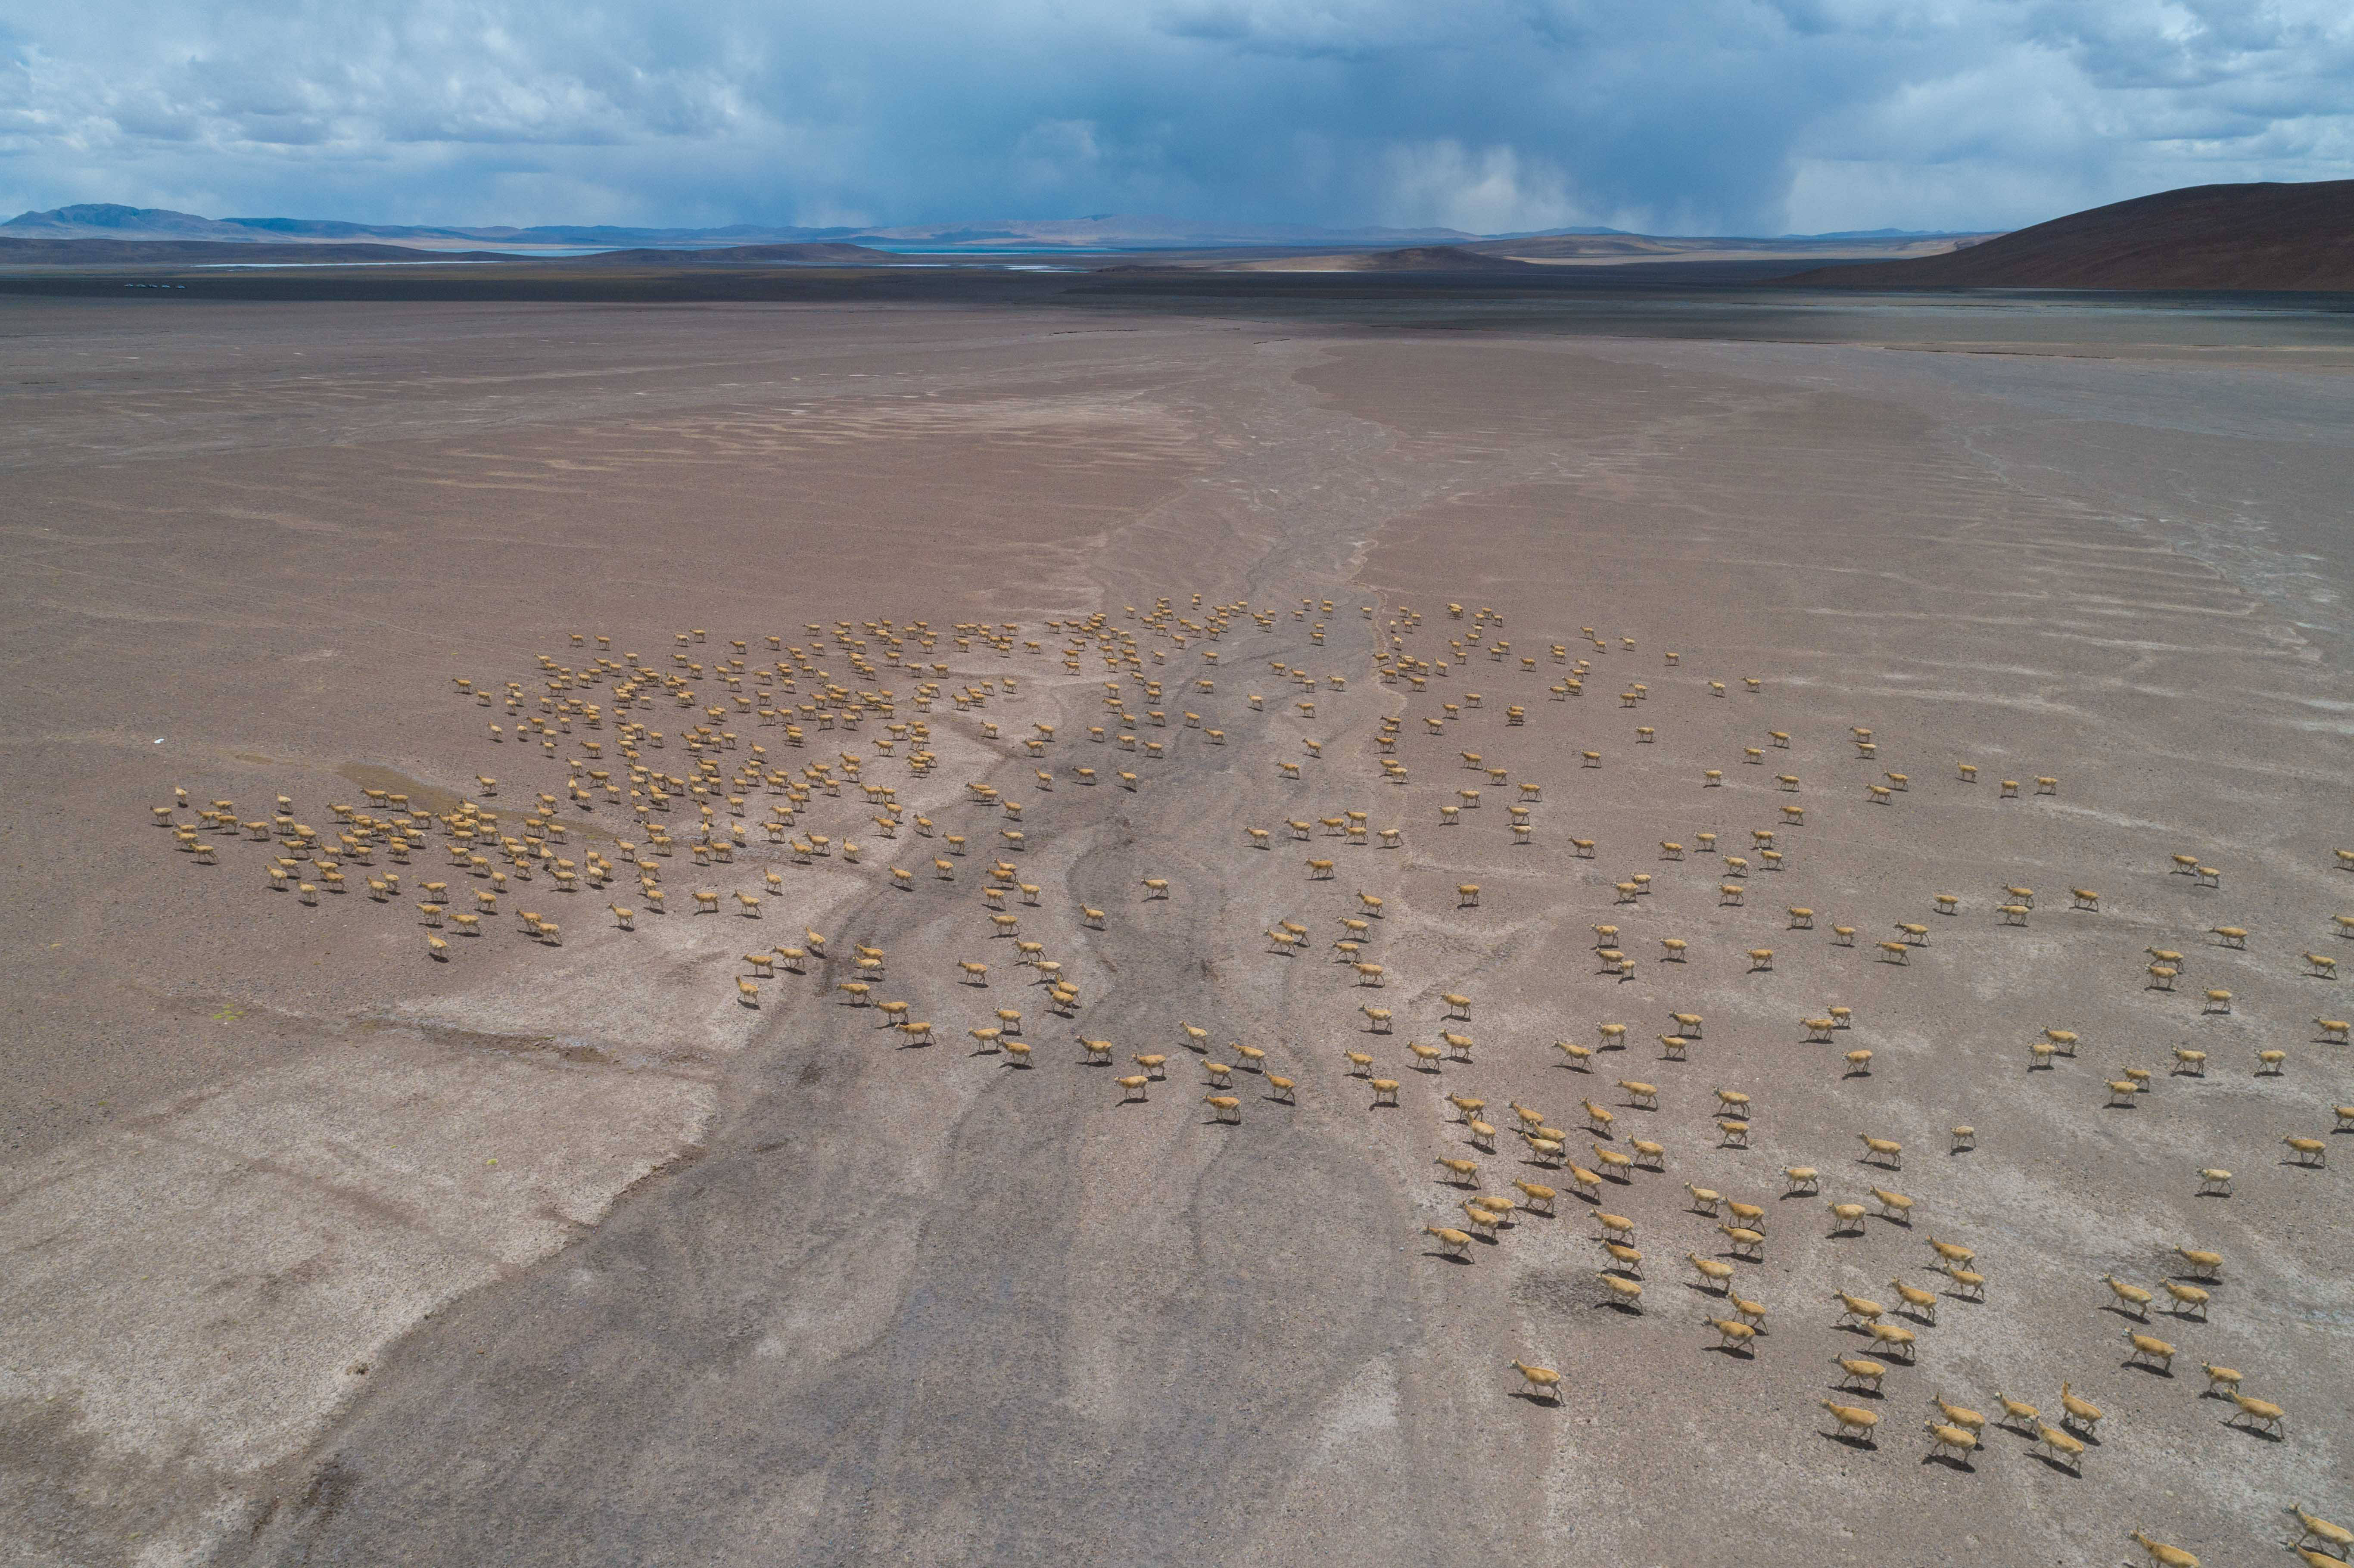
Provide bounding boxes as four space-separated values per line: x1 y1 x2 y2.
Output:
1834 1292 1884 1326
2125 1332 2177 1373
1424 1225 1470 1259
1859 1135 1903 1168
1705 1317 1756 1354
1924 1422 1979 1464
1688 1254 1734 1290
2289 1506 2353 1559
1820 1401 1879 1443
1921 1396 1985 1444
1458 1202 1503 1241
2122 1534 2201 1568
1598 1273 1643 1309
1865 1322 1916 1361
1716 1222 1763 1261
1510 1360 1562 1401
2059 1381 2102 1434
1836 1356 1888 1394
1888 1279 1938 1324
1371 1079 1401 1108
2037 1423 2085 1470
2228 1391 2285 1437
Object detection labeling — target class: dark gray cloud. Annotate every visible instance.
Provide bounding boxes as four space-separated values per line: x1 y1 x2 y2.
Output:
1 0 2347 232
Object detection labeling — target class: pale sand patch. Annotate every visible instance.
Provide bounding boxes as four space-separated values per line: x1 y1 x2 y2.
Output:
0 1037 710 1472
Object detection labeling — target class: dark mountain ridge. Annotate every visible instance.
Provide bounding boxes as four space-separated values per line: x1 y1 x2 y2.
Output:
1785 180 2354 292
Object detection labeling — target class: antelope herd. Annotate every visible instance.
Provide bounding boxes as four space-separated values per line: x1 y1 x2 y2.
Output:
150 595 2348 1562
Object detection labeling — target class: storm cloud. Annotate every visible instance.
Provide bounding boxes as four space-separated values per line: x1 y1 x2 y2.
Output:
2 0 2348 233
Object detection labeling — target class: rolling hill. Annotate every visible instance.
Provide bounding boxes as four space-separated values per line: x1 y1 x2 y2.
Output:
1785 180 2354 292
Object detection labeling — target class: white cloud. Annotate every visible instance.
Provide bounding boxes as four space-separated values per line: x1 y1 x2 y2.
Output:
0 0 2348 231
1376 142 1581 234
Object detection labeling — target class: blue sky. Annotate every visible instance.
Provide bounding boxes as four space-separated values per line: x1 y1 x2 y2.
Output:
2 0 2349 234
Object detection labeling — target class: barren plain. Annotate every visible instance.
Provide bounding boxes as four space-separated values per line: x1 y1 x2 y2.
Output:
3 283 2351 1568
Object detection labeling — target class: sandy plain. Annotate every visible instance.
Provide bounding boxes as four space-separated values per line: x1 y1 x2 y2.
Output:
2 280 2351 1568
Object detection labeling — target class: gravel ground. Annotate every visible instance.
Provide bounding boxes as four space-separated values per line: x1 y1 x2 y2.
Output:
2 291 2349 1568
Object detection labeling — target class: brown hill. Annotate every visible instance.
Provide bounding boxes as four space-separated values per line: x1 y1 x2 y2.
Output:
558 242 896 266
1228 244 1546 274
1786 180 2354 292
1349 245 1541 271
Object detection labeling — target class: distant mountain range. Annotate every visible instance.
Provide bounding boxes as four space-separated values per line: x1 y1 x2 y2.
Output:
0 204 1512 250
0 203 1981 252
